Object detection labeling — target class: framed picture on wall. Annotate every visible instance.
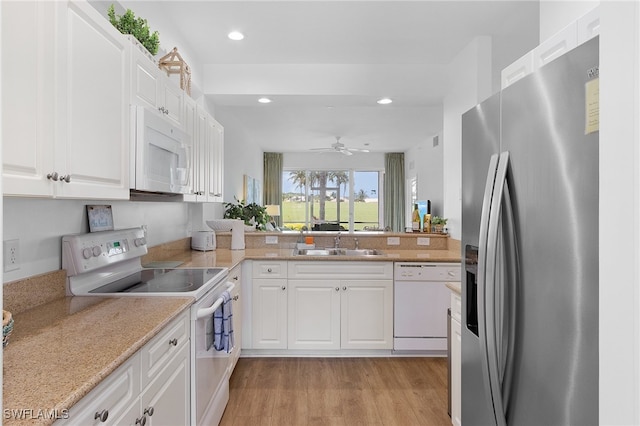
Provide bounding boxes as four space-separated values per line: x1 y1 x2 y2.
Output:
244 175 255 203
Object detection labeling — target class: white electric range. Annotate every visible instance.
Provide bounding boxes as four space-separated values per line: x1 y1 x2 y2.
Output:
62 227 234 426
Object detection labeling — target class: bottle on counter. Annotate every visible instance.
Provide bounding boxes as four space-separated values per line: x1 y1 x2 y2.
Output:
412 204 420 231
423 213 431 233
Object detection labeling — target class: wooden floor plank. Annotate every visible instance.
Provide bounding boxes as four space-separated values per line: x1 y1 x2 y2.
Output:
223 357 449 426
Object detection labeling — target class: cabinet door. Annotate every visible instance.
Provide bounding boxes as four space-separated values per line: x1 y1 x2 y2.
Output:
228 265 242 374
288 280 341 350
131 45 161 110
2 1 56 196
59 353 140 426
192 106 209 201
252 279 288 349
206 118 224 202
451 317 462 426
182 96 198 202
141 342 190 426
161 78 184 128
340 280 393 349
55 0 130 199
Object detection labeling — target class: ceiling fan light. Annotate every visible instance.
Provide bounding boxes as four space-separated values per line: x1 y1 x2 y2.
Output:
377 97 393 105
228 31 245 41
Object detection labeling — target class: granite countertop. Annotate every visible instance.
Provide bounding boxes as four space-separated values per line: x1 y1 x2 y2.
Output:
3 296 192 425
157 247 461 268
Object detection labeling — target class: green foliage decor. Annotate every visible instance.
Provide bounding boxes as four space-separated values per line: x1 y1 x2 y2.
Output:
108 4 160 55
431 216 448 225
224 198 268 230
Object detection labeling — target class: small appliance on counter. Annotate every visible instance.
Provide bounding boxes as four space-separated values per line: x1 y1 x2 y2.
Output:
191 230 216 251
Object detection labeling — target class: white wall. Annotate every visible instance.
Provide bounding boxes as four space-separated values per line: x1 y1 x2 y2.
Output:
283 152 385 171
405 132 444 217
2 198 192 282
442 36 493 240
599 2 640 424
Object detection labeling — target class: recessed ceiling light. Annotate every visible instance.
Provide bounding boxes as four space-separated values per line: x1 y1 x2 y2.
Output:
258 97 272 104
228 31 244 41
377 98 393 105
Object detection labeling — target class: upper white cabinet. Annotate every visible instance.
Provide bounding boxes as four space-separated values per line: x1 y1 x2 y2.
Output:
2 0 130 199
185 104 224 203
502 6 598 89
130 43 184 129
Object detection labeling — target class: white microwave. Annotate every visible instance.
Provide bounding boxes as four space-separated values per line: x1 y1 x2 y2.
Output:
130 105 191 195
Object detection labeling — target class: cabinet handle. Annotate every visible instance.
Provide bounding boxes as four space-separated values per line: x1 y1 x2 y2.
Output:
335 287 340 291
281 286 286 291
232 295 239 301
343 286 347 291
233 275 239 281
94 409 109 422
213 193 222 197
135 416 146 426
267 268 273 273
169 338 178 346
47 172 59 181
143 406 155 416
59 174 71 183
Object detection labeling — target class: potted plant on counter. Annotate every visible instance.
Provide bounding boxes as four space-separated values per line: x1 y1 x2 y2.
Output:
223 197 268 231
431 216 448 234
108 4 160 56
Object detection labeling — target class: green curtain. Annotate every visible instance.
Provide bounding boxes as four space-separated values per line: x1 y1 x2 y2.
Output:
263 152 283 226
384 153 405 232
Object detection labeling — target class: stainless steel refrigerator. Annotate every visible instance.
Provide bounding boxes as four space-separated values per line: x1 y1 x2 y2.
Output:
461 36 599 425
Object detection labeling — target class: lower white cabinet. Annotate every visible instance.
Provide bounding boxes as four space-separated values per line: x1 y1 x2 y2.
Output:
252 261 393 351
450 291 462 426
228 264 242 374
57 311 190 425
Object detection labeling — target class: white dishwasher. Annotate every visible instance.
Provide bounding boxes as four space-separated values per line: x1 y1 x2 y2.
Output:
394 262 461 352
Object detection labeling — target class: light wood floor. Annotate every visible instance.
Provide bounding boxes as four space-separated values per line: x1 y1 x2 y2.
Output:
219 357 450 426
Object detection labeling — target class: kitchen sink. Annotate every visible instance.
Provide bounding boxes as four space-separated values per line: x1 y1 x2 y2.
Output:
293 248 385 257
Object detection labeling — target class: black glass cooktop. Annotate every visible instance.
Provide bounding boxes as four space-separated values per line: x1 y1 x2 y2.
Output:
90 268 227 294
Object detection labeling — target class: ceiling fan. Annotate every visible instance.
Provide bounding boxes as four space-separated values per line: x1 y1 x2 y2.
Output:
310 136 370 156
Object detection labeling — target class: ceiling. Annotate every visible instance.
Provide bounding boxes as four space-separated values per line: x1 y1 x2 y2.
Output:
118 1 540 153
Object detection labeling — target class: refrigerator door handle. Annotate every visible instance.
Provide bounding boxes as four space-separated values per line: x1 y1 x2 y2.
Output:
500 178 518 417
477 153 500 424
485 151 510 426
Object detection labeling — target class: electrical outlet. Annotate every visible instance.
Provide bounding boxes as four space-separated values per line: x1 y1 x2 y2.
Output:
386 237 400 246
4 239 20 272
417 237 431 246
265 236 278 245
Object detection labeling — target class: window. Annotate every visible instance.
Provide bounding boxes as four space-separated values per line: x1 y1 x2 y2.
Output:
282 170 380 231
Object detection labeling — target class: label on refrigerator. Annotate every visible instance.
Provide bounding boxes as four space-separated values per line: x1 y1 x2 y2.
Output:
585 77 599 134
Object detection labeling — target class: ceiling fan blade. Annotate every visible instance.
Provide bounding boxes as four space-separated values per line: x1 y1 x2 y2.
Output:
347 148 370 153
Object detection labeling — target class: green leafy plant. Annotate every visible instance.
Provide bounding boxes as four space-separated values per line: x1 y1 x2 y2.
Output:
431 216 448 225
224 198 268 230
108 4 160 55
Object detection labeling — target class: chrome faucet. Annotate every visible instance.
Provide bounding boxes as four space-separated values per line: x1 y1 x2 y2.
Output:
334 232 341 248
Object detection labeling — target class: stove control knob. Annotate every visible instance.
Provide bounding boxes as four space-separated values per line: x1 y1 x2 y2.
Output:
134 238 146 247
92 246 102 257
82 248 92 259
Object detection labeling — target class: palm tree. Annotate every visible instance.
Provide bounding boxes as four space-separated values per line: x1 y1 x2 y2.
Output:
288 171 307 201
356 189 368 202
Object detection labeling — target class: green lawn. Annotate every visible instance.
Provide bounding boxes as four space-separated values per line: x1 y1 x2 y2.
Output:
282 200 379 230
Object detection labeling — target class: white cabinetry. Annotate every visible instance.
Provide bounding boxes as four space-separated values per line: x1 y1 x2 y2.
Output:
251 261 288 349
185 104 224 202
228 264 242 374
130 42 184 129
288 261 394 350
2 0 130 199
450 291 462 426
57 311 190 426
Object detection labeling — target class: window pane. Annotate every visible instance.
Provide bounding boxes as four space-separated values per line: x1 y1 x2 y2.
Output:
282 169 379 231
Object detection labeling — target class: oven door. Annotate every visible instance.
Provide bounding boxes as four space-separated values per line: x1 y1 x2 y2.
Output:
191 281 235 426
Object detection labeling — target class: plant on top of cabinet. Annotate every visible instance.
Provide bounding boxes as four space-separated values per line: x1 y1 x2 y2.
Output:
107 4 160 55
224 197 268 230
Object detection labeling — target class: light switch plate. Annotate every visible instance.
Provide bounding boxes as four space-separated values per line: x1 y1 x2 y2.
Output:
387 237 400 246
265 236 278 244
417 237 430 246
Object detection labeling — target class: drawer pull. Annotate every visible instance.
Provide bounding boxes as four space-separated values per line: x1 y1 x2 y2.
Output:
144 406 155 416
169 338 178 346
135 416 146 426
94 410 108 422
232 295 239 301
267 268 273 273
